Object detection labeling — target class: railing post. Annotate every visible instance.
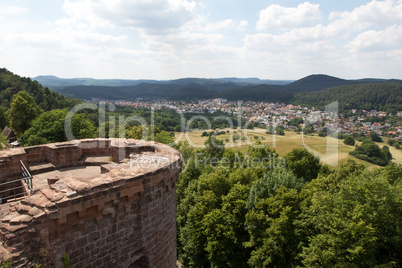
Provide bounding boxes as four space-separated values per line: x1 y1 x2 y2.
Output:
20 160 33 193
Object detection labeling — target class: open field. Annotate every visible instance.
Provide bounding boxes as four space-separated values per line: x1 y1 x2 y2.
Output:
174 127 402 168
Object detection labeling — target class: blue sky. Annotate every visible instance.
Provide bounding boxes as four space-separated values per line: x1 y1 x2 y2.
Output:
1 0 401 80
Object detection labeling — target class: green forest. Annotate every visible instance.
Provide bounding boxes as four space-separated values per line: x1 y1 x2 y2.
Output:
175 140 402 267
0 68 79 112
0 68 82 146
292 83 402 114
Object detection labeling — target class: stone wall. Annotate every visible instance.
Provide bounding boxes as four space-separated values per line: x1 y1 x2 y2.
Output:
0 139 182 267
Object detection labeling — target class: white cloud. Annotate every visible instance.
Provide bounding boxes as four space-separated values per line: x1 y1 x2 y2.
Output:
247 1 402 61
1 0 402 80
237 20 249 31
347 25 402 53
239 1 402 80
0 0 242 79
60 0 240 55
244 32 335 65
7 32 59 47
62 0 198 33
0 5 32 34
244 23 335 53
257 2 322 31
58 0 226 53
327 0 402 39
330 0 402 29
141 30 223 51
0 5 30 16
239 20 248 27
203 19 234 32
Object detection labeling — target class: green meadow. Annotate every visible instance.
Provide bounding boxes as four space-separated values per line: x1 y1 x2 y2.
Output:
174 127 402 168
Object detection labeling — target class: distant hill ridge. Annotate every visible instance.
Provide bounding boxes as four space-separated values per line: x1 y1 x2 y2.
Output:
33 75 293 89
34 74 401 92
32 74 401 113
33 75 159 88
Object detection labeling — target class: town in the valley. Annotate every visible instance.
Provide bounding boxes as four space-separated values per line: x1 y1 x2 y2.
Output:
90 98 402 140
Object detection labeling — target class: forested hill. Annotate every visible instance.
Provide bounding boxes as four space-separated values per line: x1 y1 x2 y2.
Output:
217 84 294 103
282 74 402 92
56 84 181 100
292 83 402 113
56 83 294 103
49 74 401 104
285 74 360 92
0 68 80 110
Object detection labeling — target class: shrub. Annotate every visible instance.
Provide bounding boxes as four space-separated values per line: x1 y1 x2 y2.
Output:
349 140 392 166
387 139 397 146
369 131 383 142
344 136 355 146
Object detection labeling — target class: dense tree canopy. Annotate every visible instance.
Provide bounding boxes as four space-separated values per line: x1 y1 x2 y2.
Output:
299 160 402 267
283 148 321 182
0 68 82 143
19 109 95 146
176 142 402 267
292 83 402 113
0 68 80 111
0 106 9 130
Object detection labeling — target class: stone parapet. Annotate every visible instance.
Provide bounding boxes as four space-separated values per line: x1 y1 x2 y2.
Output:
0 139 182 268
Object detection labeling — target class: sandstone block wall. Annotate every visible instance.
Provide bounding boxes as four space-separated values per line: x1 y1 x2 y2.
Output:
0 139 182 268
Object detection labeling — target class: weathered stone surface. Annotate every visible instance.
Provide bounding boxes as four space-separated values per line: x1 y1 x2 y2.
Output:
65 191 77 198
27 207 43 216
49 180 69 192
9 214 32 224
1 213 19 223
22 194 46 207
28 162 55 175
47 177 59 185
31 197 52 208
40 188 65 202
0 139 182 268
33 212 46 222
3 223 27 233
84 156 111 166
15 204 31 214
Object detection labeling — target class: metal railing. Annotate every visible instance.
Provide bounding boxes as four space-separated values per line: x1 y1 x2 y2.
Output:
0 161 33 204
20 160 33 191
0 178 28 202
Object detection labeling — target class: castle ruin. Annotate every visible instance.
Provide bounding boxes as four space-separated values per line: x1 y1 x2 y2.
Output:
0 139 182 267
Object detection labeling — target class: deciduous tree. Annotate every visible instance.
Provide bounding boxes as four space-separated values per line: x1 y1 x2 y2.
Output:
7 91 43 136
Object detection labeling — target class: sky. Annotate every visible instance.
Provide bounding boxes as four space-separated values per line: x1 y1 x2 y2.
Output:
1 0 402 80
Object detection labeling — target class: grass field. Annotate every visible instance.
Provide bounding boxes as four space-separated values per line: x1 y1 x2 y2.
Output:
174 127 402 168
